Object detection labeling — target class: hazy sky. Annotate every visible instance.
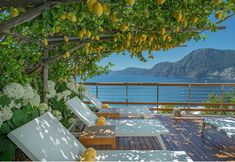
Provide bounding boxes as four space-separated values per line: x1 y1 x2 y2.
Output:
99 16 235 71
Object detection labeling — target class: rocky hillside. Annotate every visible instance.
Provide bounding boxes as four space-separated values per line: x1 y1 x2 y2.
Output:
112 48 235 80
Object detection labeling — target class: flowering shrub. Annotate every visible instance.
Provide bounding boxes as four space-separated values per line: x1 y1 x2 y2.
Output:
0 80 86 160
0 83 42 160
48 80 86 127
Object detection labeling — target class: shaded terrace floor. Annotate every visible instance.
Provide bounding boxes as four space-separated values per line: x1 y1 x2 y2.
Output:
82 115 235 161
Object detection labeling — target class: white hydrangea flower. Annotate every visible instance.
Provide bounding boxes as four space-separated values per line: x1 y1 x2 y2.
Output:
46 80 57 99
1 107 13 122
29 93 40 107
62 90 72 101
56 93 63 101
3 82 25 99
68 118 76 124
39 103 48 112
23 84 35 100
48 80 56 90
8 100 15 109
46 89 57 99
52 110 63 121
66 81 76 91
15 103 22 109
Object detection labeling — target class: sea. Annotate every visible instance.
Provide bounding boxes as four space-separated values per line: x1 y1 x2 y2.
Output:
82 74 235 108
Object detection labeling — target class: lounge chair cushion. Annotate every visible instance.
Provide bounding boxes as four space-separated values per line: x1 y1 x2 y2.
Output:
96 150 192 162
84 91 103 109
66 97 169 136
204 117 235 139
66 96 98 126
84 91 152 116
7 112 85 161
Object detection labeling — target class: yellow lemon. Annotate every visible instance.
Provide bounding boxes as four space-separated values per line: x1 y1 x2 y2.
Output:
93 2 103 17
162 35 167 41
166 35 172 42
175 26 180 33
87 0 97 10
111 14 117 23
156 0 166 4
60 14 66 20
125 40 131 48
191 16 198 23
120 22 128 32
159 27 166 35
95 35 100 40
79 30 84 39
183 21 188 27
102 3 110 15
86 30 92 38
11 8 19 17
125 0 135 6
70 15 77 22
214 0 222 5
215 11 223 19
64 35 69 42
42 38 48 46
80 147 96 162
55 26 61 33
127 32 132 40
142 34 147 41
64 51 70 58
176 11 182 22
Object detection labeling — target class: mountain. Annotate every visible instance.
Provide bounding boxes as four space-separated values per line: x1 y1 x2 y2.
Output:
112 48 235 80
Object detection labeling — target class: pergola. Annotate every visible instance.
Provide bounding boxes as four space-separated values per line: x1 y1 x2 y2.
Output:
0 0 234 103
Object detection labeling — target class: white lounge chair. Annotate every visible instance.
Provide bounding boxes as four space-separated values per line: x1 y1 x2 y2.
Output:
83 91 152 117
8 112 192 161
201 117 235 139
66 96 169 149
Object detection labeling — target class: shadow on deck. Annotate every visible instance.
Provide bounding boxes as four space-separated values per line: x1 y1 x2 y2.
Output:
89 115 235 161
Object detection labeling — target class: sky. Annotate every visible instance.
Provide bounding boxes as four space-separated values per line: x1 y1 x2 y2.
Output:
99 16 235 71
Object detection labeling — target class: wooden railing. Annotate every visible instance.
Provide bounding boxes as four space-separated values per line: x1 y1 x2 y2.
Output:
82 82 235 112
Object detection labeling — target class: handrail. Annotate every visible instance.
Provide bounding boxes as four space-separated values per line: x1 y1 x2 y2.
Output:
82 82 235 86
81 82 235 112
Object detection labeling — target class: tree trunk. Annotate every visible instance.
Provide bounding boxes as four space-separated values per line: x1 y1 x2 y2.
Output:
42 48 49 104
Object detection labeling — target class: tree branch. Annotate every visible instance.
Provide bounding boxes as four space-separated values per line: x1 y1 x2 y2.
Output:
4 31 55 50
0 0 81 8
25 35 112 74
0 3 58 33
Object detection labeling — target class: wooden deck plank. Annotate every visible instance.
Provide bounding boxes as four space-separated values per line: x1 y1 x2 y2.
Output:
83 115 235 161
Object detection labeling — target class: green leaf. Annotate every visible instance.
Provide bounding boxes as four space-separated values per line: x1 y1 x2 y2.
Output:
11 110 27 127
0 95 11 108
0 122 11 134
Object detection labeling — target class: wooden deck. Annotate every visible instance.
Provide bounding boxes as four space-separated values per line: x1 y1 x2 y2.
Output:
84 115 235 161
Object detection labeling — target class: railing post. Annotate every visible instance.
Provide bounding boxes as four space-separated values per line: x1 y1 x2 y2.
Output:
188 84 191 112
125 82 128 106
157 83 159 109
220 84 224 110
96 83 99 98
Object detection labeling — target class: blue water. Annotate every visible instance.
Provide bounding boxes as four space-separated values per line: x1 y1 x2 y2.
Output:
83 74 235 107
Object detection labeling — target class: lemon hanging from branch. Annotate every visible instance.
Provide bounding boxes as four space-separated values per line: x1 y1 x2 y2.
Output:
191 16 198 23
120 22 128 32
11 8 19 17
87 0 97 10
93 2 103 17
215 11 223 19
156 0 166 5
64 35 69 42
42 38 48 46
125 0 135 6
102 3 110 16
